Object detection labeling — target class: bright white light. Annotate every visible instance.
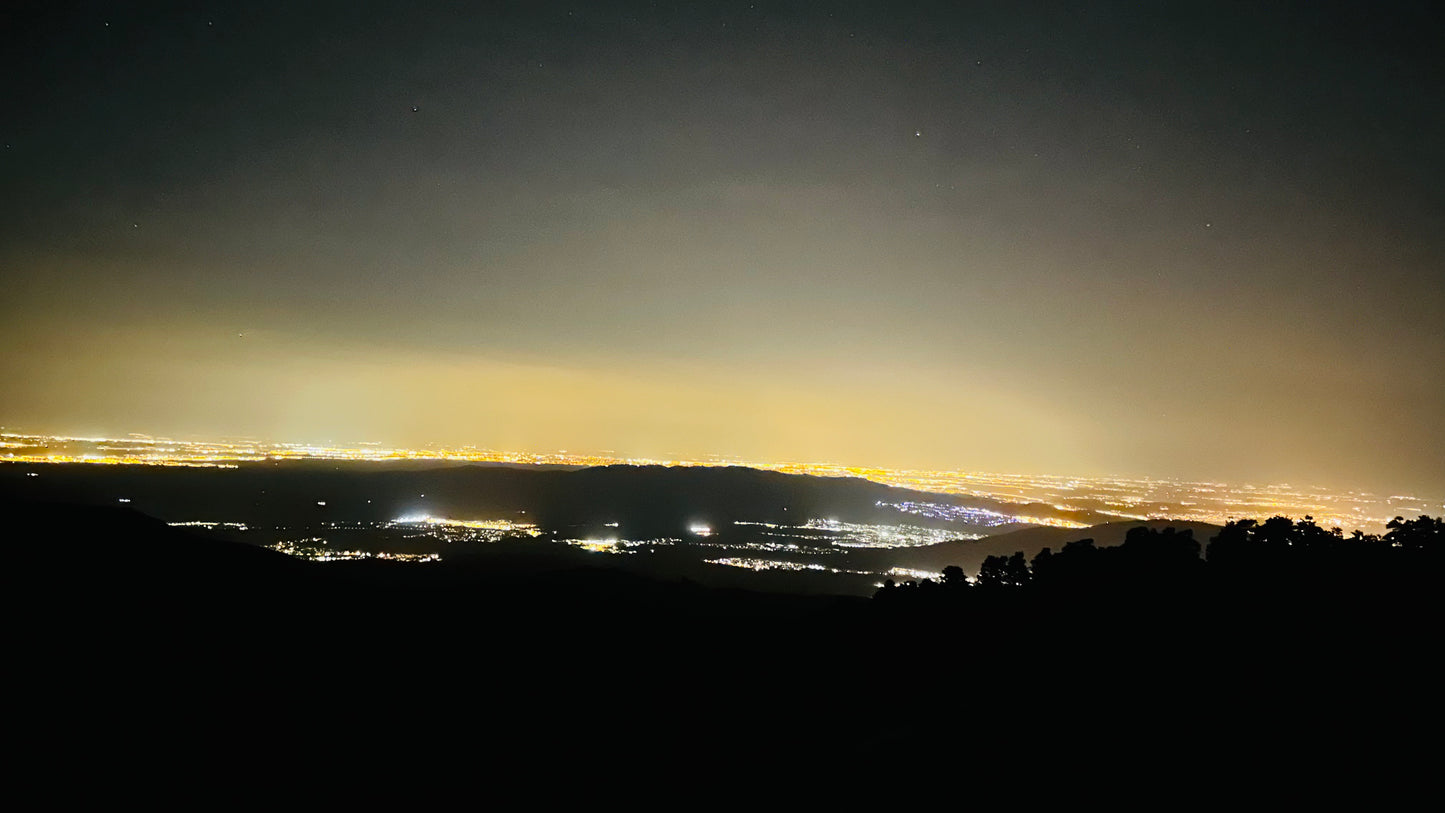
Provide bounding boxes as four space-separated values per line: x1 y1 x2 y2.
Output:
572 538 625 554
688 524 713 536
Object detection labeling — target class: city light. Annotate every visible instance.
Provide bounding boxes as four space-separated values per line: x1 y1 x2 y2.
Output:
4 430 1434 534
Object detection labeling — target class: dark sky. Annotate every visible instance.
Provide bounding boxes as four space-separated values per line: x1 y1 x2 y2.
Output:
3 1 1442 494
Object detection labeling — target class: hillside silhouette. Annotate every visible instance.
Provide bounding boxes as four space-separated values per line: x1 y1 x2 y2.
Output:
3 474 1438 794
0 459 1107 531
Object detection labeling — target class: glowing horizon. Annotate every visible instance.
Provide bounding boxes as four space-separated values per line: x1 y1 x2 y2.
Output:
3 5 1440 515
5 428 1438 535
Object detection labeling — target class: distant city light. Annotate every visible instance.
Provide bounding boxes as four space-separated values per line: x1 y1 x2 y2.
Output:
0 430 1425 534
393 515 542 537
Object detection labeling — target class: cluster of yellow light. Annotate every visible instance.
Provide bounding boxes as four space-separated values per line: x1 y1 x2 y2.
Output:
10 455 240 469
731 520 970 551
569 538 631 554
1010 515 1092 529
885 567 946 581
798 518 966 549
702 558 943 582
705 557 829 572
393 515 542 537
564 536 680 554
268 538 439 563
774 463 1430 534
6 431 1436 533
699 534 813 554
372 552 441 562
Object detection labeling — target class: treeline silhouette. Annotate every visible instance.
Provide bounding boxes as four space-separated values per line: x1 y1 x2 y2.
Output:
864 513 1440 783
874 514 1442 607
6 499 1437 791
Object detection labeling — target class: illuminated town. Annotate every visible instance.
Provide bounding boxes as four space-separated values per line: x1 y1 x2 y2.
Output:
3 430 1439 535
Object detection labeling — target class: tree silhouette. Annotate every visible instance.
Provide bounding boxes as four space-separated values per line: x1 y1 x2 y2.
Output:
1005 552 1031 587
1030 546 1054 582
879 514 1443 613
976 555 1010 588
941 565 969 589
1385 515 1443 553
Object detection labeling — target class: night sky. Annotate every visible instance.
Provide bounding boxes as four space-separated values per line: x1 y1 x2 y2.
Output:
3 1 1441 494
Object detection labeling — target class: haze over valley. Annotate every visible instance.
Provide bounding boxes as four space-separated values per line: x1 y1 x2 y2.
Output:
6 429 1437 595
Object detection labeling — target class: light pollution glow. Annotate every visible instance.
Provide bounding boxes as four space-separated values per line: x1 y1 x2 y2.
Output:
2 4 1441 510
7 430 1439 535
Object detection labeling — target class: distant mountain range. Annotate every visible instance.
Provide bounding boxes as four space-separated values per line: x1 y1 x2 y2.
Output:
1 460 1231 598
0 460 1118 533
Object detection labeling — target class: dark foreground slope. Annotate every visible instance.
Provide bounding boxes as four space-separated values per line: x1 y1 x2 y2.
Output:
5 500 1435 799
